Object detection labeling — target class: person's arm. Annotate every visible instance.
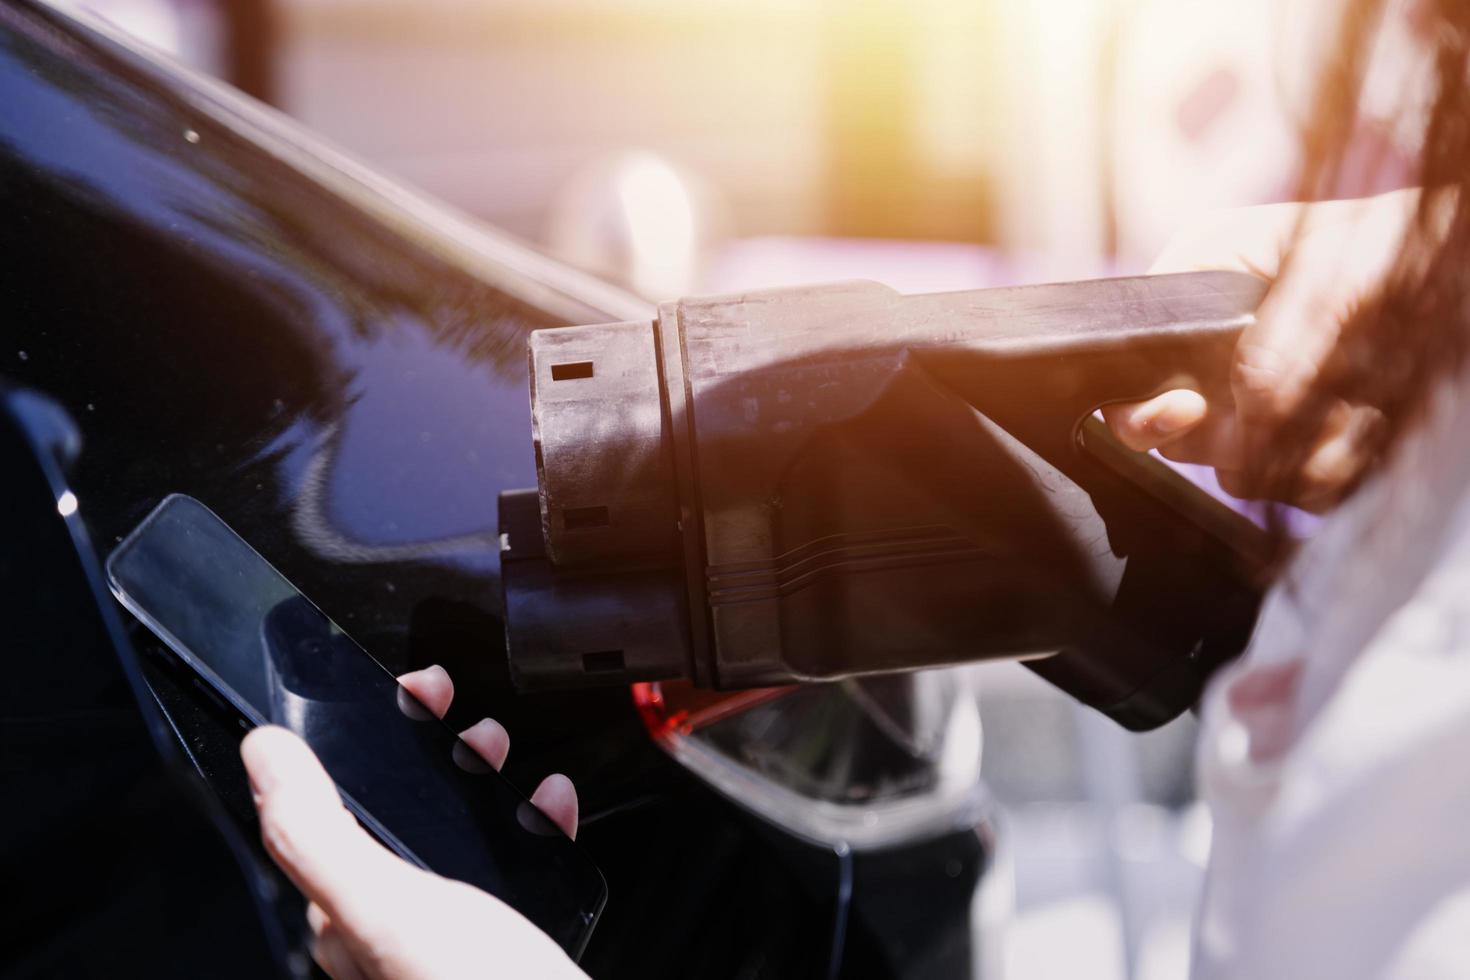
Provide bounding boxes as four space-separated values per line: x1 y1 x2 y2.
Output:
241 666 586 980
1104 189 1416 510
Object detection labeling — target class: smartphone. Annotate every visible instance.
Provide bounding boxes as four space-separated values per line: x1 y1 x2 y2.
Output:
106 494 606 957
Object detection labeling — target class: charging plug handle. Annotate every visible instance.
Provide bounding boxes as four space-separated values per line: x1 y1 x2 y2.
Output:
503 272 1269 730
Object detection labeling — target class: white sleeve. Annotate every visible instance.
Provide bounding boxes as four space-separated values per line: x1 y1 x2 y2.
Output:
1195 539 1470 980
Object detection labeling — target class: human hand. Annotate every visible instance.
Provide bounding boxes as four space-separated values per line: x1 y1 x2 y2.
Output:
240 665 585 980
1103 190 1415 511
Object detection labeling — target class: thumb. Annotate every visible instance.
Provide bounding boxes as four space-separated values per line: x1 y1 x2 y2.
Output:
1101 389 1210 452
242 726 404 931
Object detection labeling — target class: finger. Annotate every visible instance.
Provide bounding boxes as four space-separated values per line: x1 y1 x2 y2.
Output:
312 918 369 980
458 718 511 771
1155 407 1246 467
1229 326 1324 428
397 664 454 720
1101 390 1209 452
1216 465 1333 512
1210 399 1379 508
1228 196 1415 429
1290 403 1384 511
307 901 329 938
1147 203 1301 277
1230 245 1366 430
1214 468 1252 500
530 774 579 840
241 727 402 928
306 903 364 980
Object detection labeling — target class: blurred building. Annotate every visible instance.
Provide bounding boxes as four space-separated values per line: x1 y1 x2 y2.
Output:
77 0 1423 282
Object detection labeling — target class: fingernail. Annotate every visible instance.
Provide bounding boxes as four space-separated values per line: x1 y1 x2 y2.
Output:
1150 409 1188 435
1148 391 1207 436
397 663 447 683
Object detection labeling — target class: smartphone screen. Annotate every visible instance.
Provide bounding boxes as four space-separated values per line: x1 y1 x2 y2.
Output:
106 495 605 957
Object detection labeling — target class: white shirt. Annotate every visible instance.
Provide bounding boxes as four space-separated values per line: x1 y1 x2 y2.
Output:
1194 374 1470 979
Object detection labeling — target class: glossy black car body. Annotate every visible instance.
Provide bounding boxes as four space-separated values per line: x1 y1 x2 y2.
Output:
0 3 993 976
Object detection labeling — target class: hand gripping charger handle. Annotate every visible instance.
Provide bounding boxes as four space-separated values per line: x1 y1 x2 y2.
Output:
499 271 1271 730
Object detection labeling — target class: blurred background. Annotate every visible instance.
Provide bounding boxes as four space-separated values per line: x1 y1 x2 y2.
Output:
63 1 1424 977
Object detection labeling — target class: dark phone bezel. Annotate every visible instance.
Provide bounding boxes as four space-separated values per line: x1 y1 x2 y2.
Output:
105 494 607 955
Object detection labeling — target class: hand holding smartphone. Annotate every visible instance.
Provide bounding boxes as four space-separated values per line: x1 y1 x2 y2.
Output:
107 495 605 957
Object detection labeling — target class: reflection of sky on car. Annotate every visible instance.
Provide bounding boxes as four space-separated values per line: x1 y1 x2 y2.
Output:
0 38 223 233
0 33 544 561
252 321 533 559
254 336 531 574
328 322 534 545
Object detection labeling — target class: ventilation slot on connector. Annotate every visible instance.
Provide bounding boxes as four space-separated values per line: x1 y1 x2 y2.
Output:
581 650 625 673
563 505 610 530
551 361 595 381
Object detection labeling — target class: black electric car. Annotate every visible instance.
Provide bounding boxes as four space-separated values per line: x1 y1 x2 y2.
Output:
0 3 997 976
